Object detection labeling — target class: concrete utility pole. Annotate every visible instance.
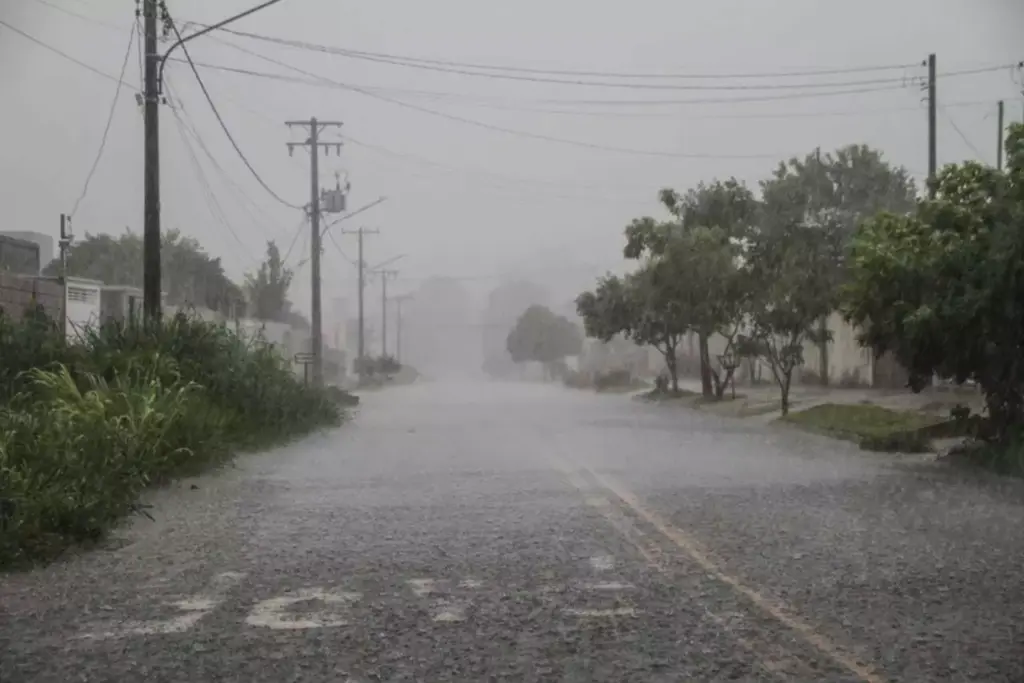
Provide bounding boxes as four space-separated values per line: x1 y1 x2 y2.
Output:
142 0 161 320
997 100 1005 171
377 269 398 356
393 293 414 364
144 0 287 322
927 53 937 197
339 227 379 362
286 118 343 386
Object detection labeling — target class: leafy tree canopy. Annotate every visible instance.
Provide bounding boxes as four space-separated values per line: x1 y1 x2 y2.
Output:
506 304 583 366
842 123 1024 436
244 241 296 323
44 229 244 314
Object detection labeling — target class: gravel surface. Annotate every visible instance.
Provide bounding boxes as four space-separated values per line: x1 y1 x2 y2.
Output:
2 380 1022 682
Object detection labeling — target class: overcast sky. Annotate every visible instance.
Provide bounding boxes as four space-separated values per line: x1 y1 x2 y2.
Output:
1 0 1022 317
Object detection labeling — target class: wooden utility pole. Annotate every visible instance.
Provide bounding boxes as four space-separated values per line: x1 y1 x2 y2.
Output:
927 53 937 197
286 118 342 385
997 100 1005 171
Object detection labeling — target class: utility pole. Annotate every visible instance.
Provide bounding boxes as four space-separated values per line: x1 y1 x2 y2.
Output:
927 53 937 198
58 213 73 339
144 0 290 322
286 118 343 386
377 269 398 357
339 227 379 364
997 99 1005 171
142 0 161 320
393 294 413 364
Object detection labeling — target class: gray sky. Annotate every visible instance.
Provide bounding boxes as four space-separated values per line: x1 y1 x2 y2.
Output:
2 0 1022 317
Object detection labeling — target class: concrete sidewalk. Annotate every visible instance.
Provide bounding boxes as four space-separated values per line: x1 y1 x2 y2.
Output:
665 377 985 423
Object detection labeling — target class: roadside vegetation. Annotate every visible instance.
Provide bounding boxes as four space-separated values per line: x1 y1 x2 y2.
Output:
0 308 347 570
576 124 1024 474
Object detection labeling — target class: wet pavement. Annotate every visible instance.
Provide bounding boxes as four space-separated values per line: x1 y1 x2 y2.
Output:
2 379 1023 682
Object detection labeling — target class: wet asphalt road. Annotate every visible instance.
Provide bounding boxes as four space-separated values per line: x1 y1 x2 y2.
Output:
2 380 1023 682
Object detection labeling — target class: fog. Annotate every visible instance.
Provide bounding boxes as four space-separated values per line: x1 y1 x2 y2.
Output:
2 0 1021 375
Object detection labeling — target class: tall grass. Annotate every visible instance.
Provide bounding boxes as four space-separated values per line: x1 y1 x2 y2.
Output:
0 307 345 569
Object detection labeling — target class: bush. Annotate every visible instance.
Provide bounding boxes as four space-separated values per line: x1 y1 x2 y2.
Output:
594 369 633 391
0 310 345 569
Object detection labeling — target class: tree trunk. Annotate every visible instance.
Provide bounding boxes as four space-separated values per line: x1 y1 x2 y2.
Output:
780 371 792 416
698 333 713 397
818 316 829 386
665 348 679 394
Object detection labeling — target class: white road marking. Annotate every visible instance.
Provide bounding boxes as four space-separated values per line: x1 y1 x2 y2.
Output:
432 602 467 623
565 607 639 618
77 572 246 640
584 581 634 591
407 578 437 597
458 578 483 589
245 588 361 630
589 555 615 571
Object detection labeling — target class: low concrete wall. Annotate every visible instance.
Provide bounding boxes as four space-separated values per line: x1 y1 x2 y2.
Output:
0 272 63 322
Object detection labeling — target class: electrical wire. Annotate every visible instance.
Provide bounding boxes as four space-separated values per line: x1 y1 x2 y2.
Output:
0 18 137 89
164 16 304 210
939 106 987 162
281 214 308 264
28 0 125 32
166 92 257 262
206 43 804 160
215 26 922 81
165 81 285 241
70 20 137 216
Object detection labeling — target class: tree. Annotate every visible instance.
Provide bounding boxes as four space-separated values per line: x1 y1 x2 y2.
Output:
45 228 244 315
576 264 690 394
760 145 917 382
743 221 839 415
244 241 295 322
481 280 550 377
626 179 759 397
506 304 583 378
842 124 1024 440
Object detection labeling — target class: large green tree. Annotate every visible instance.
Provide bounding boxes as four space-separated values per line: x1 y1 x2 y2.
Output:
842 124 1024 439
760 145 917 382
244 241 295 322
45 229 244 315
742 220 839 415
506 304 583 378
624 179 759 396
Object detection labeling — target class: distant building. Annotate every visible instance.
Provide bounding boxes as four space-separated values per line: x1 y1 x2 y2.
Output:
0 234 41 275
0 231 53 273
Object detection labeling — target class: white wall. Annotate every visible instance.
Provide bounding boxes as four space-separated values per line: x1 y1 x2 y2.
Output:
65 279 102 342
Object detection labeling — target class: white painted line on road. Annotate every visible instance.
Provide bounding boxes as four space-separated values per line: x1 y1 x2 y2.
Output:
245 588 361 630
458 578 483 589
564 607 639 618
584 581 634 591
589 555 615 571
432 602 467 623
407 578 437 597
77 571 246 640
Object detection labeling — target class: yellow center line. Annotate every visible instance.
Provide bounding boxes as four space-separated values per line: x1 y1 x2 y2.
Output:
573 462 886 683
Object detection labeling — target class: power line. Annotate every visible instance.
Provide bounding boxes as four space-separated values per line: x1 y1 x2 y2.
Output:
28 0 126 31
204 43 806 160
165 82 284 242
282 214 308 264
215 27 922 81
182 50 919 108
939 105 987 162
166 90 256 262
0 18 137 89
163 16 304 210
70 20 137 216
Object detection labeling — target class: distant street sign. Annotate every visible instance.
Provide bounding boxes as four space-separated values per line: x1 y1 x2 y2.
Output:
294 352 315 363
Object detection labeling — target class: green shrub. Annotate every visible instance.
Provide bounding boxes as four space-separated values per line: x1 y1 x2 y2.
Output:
0 311 345 569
